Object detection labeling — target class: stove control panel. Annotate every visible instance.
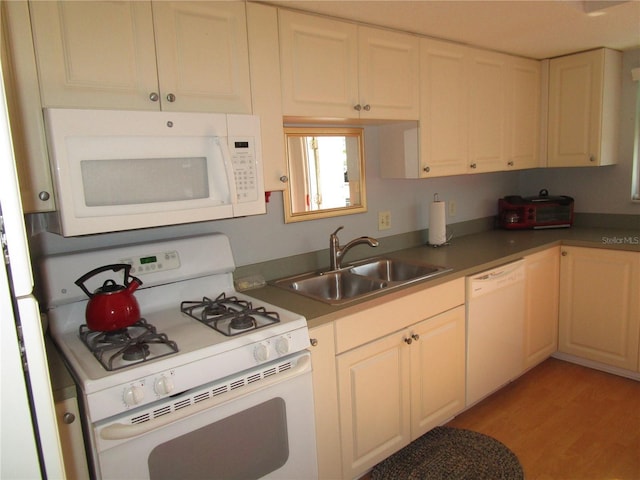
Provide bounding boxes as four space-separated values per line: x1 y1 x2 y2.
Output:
121 250 181 276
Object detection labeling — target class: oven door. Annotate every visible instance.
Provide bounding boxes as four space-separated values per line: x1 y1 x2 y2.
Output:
91 352 317 480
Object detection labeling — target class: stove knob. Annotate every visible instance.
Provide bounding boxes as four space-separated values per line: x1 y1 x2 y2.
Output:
123 386 144 407
254 343 270 362
275 337 291 355
154 375 174 396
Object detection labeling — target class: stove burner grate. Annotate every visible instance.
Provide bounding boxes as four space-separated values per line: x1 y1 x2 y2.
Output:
181 293 280 336
79 319 179 371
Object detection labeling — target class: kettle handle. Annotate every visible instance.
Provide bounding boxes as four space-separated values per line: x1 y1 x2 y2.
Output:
74 264 133 298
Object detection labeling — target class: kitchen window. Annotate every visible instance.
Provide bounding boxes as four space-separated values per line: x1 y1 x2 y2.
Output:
632 67 640 202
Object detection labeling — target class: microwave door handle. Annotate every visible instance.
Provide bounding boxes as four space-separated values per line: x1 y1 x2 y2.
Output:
217 138 238 208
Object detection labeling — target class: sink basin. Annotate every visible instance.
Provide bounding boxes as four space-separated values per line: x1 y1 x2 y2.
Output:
276 270 387 305
273 257 450 305
350 258 446 282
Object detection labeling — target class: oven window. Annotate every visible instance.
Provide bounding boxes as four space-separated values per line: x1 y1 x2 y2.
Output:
147 398 289 480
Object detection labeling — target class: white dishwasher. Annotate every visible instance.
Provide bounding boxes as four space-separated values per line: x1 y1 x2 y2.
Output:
466 259 525 407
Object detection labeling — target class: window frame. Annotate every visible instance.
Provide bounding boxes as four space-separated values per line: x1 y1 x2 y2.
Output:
632 67 640 202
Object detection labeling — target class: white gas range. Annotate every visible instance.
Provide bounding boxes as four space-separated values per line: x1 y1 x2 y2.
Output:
42 233 317 479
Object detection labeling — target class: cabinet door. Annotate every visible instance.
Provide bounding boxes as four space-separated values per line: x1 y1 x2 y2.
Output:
418 39 469 178
55 397 90 479
246 3 286 191
508 57 541 170
279 10 359 118
152 2 251 113
337 331 411 479
468 49 509 173
559 247 640 370
358 26 419 120
524 247 559 370
308 323 341 480
410 306 465 439
2 1 54 213
29 1 159 110
548 49 621 167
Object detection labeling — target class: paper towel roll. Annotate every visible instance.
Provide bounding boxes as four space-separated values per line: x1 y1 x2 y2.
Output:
428 199 447 246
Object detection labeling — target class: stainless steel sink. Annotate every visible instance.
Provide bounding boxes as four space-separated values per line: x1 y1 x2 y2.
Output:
273 257 450 305
349 258 446 282
277 270 388 305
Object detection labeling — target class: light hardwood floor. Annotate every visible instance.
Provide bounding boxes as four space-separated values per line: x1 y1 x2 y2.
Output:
446 358 640 480
359 358 639 480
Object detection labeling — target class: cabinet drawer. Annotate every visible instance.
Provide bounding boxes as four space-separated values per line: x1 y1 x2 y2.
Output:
335 278 464 353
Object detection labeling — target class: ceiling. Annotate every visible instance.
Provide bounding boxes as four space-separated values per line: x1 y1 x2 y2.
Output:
260 0 640 59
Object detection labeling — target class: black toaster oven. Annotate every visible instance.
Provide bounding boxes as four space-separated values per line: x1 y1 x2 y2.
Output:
498 189 574 229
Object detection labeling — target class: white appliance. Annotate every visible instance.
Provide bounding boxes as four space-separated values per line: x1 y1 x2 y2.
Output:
41 233 318 479
465 260 525 407
0 64 66 477
44 108 265 237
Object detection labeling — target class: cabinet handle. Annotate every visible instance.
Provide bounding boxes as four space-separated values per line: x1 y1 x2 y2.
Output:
470 163 477 169
166 93 176 103
38 191 50 201
353 104 362 112
363 104 371 111
62 412 75 424
310 338 318 347
589 155 596 163
403 337 413 345
149 92 159 102
507 161 514 167
279 175 288 183
422 166 431 173
561 251 568 256
411 333 420 341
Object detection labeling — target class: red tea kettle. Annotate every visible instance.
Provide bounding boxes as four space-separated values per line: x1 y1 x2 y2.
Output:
75 264 143 332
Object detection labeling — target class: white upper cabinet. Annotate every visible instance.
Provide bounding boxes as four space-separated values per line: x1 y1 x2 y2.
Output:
391 39 541 179
468 48 510 173
509 57 542 170
152 2 251 113
1 1 54 213
279 10 419 120
417 39 469 177
29 1 252 113
357 26 420 120
246 3 287 191
547 48 621 167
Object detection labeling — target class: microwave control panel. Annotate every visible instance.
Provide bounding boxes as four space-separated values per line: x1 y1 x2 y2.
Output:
229 137 258 203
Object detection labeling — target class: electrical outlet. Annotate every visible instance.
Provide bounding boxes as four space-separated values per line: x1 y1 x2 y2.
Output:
448 200 457 217
378 211 391 230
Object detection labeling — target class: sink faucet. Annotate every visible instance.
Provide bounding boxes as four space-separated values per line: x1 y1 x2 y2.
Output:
329 226 379 271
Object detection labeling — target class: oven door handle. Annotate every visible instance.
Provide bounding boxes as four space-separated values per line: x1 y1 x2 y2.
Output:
99 355 310 441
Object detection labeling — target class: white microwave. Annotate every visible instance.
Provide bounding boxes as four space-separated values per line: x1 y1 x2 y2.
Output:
44 108 265 236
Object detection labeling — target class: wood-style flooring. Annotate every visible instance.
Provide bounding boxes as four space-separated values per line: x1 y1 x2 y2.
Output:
359 358 640 480
446 358 640 480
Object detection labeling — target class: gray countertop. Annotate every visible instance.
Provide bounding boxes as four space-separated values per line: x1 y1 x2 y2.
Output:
46 226 638 396
245 227 639 328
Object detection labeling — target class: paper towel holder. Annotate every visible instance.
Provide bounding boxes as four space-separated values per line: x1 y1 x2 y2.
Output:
427 193 451 248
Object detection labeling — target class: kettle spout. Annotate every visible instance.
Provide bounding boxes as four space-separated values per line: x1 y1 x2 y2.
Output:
126 276 143 293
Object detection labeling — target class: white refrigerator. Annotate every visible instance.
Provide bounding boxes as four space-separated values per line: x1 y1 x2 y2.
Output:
0 56 66 477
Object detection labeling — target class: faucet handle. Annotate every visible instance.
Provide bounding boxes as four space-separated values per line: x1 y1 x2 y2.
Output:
332 226 344 237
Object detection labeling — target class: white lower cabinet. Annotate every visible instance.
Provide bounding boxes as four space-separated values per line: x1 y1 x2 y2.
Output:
336 304 465 479
55 397 90 480
558 246 640 371
523 247 560 370
308 322 342 480
409 306 466 437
